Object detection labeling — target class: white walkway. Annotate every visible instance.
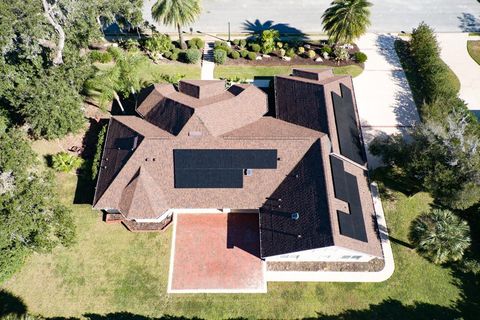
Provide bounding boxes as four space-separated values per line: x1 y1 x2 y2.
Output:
353 33 420 167
201 41 215 80
437 33 480 111
266 183 394 282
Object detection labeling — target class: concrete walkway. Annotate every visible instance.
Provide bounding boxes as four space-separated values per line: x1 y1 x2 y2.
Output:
201 41 215 80
266 183 394 282
353 33 420 167
437 33 480 111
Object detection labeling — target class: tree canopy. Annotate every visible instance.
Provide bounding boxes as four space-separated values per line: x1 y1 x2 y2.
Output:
322 0 372 44
0 128 76 283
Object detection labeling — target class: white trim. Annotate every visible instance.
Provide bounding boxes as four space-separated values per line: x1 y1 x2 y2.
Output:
265 183 394 282
166 213 177 293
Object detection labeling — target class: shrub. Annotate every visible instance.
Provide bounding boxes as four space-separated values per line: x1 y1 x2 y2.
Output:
247 51 257 60
106 46 122 60
249 43 261 53
276 42 283 49
214 41 229 50
121 39 139 52
172 47 181 55
279 48 286 57
169 43 176 50
232 39 240 46
409 209 470 264
185 48 201 64
297 47 305 55
144 34 171 54
354 51 368 63
334 46 349 62
260 29 279 54
89 50 113 63
163 51 172 59
320 45 333 55
213 49 227 64
188 37 204 49
240 49 248 58
51 152 83 173
239 39 247 48
230 51 240 59
91 124 107 180
285 48 296 58
170 52 179 61
307 49 316 59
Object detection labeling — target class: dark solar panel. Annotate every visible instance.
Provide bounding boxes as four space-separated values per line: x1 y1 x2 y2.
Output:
332 84 366 165
330 155 368 242
174 149 277 188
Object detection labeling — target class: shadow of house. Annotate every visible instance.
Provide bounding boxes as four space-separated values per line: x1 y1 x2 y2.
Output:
458 13 480 32
83 313 203 320
375 34 419 128
226 212 261 258
0 290 27 318
242 19 307 41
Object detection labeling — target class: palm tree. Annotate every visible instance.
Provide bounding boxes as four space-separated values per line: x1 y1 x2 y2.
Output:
322 0 372 44
409 209 471 264
151 0 201 49
85 51 148 113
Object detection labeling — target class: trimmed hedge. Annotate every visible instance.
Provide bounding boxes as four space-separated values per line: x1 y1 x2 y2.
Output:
354 51 368 63
214 49 227 64
185 48 201 64
230 51 240 59
247 51 257 60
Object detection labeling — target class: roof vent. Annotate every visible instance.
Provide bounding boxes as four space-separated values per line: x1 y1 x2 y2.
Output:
188 131 203 137
291 212 300 221
244 168 253 176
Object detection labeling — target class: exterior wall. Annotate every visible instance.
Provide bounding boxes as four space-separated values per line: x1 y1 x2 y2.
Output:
264 245 377 263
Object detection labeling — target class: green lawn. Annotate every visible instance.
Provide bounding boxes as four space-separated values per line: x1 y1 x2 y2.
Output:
467 41 480 66
95 61 201 80
214 64 364 79
2 164 469 319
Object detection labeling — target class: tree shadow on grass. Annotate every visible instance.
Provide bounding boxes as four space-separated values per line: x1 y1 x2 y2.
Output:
309 298 460 320
242 19 307 41
83 314 202 320
0 289 27 318
370 166 421 198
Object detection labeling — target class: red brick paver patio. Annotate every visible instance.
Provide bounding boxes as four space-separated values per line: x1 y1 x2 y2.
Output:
169 213 266 293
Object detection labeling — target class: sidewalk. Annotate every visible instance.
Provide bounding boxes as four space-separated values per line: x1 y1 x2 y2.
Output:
437 33 480 111
352 33 420 167
201 40 215 80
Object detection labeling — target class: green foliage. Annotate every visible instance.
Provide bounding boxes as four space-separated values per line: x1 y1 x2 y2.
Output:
184 48 201 64
249 43 261 53
51 152 83 173
239 39 247 48
230 51 240 59
297 46 305 55
187 37 204 49
0 128 76 283
170 51 179 61
279 48 286 57
260 29 280 54
334 46 350 62
232 39 240 46
143 34 172 56
120 39 139 52
321 45 333 55
89 50 113 63
307 49 316 59
213 49 227 64
322 0 372 44
354 51 368 63
276 42 283 49
247 52 257 60
285 48 296 58
92 124 107 180
240 49 248 58
409 209 470 264
152 0 201 48
107 46 123 60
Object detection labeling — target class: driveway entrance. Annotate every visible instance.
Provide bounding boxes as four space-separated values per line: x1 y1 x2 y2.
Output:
168 212 266 293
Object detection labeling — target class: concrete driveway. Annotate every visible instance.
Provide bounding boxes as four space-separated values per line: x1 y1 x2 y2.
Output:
437 33 480 112
353 33 419 166
143 0 480 34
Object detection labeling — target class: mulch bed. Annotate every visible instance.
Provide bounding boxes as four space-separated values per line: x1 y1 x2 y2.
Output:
267 258 385 272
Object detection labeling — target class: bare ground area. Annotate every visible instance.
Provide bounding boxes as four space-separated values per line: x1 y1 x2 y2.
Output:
267 258 385 272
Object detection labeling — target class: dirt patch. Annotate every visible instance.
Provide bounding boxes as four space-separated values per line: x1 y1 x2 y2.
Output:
267 258 385 272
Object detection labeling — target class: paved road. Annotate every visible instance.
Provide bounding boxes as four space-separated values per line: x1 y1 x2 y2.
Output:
437 33 480 111
143 0 480 34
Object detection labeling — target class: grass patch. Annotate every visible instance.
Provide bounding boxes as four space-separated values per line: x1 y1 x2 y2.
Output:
467 41 480 65
214 64 364 79
95 61 201 80
1 166 468 318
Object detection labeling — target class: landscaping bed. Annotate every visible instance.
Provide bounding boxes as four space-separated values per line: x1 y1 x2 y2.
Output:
267 258 384 272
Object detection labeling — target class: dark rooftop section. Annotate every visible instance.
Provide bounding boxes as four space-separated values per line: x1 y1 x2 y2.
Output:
330 155 368 242
144 99 194 136
274 77 329 133
259 140 334 257
174 149 278 189
332 84 366 164
93 119 143 205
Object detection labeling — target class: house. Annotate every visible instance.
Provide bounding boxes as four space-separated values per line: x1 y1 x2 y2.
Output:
93 68 383 263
